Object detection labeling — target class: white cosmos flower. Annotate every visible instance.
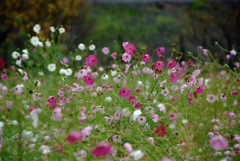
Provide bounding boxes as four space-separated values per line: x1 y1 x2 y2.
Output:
50 26 55 32
59 69 66 75
132 110 142 121
39 145 51 154
111 71 117 77
47 64 56 72
105 96 112 102
75 55 82 61
16 59 22 67
102 74 109 80
30 36 40 46
33 24 41 34
58 27 65 34
65 68 73 76
22 53 29 60
89 44 96 51
12 51 20 59
38 41 43 47
132 150 144 160
45 40 51 47
78 43 86 50
22 49 28 54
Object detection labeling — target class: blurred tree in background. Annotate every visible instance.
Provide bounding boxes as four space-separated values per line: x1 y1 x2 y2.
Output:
0 0 93 67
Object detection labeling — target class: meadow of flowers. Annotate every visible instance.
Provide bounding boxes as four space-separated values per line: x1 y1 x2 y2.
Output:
0 24 240 161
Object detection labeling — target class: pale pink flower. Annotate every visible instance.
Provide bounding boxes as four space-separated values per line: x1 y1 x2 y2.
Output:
52 108 62 121
230 49 236 55
102 47 110 55
123 142 132 153
206 94 217 103
122 52 132 62
112 135 121 143
157 104 166 113
209 135 228 151
137 116 146 124
114 110 122 120
152 114 159 123
12 87 22 94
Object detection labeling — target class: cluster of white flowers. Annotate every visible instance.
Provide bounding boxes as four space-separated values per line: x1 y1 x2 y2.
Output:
59 68 73 76
12 49 29 67
30 36 43 47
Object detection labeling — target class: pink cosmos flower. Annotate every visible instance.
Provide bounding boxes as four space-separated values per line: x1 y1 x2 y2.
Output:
167 60 177 69
196 85 205 94
47 96 57 104
202 49 208 56
209 135 228 151
111 52 117 59
6 100 13 108
157 103 165 112
152 114 159 123
92 142 112 158
1 73 7 81
153 61 165 70
206 94 217 103
123 142 132 153
162 158 174 161
102 47 110 55
128 96 136 104
52 107 62 121
119 88 131 98
66 131 85 144
122 53 132 62
112 135 121 143
12 87 22 94
123 43 136 56
169 112 177 120
84 54 98 67
83 75 94 85
170 72 179 83
137 116 146 124
134 102 143 109
29 105 38 112
125 64 131 73
141 54 150 63
157 47 165 56
112 109 121 119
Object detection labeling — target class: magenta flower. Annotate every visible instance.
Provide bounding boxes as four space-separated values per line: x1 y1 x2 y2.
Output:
92 142 112 158
123 43 136 56
84 54 98 67
83 75 94 85
66 131 85 144
119 88 131 98
47 96 57 104
196 85 205 94
170 72 179 82
1 73 7 81
157 47 165 56
134 102 143 109
128 95 136 104
141 54 150 63
155 125 167 137
122 52 132 62
167 60 176 69
153 61 165 70
209 135 228 151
